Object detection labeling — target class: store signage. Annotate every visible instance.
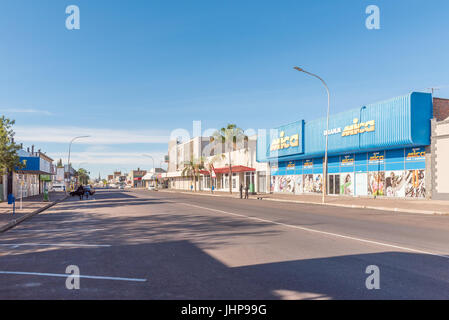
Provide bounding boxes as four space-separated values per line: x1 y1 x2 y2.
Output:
406 148 425 161
342 118 375 137
40 175 51 181
303 160 313 168
341 154 355 166
324 118 376 137
286 161 295 170
368 152 384 164
323 127 342 136
270 131 300 151
16 157 40 171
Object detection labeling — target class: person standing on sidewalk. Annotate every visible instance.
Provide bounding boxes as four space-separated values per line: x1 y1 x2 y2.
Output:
239 183 243 199
244 184 249 199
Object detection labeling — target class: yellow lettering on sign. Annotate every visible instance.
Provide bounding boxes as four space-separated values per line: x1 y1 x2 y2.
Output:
342 118 375 137
270 131 299 151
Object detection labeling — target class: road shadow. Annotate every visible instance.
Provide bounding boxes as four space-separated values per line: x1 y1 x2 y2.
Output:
0 240 447 299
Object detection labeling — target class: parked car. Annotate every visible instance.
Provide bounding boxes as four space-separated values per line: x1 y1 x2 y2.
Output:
52 183 65 192
147 185 156 191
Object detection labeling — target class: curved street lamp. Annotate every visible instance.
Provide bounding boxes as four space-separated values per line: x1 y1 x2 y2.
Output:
293 66 330 204
142 154 156 188
67 135 90 192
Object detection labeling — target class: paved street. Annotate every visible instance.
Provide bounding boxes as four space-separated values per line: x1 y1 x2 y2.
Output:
0 189 448 299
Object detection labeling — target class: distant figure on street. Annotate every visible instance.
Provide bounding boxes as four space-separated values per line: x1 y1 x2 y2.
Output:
76 185 84 200
244 184 249 199
239 183 243 199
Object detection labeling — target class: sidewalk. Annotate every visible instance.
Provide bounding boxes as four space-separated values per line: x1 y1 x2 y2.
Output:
158 189 449 215
0 192 68 232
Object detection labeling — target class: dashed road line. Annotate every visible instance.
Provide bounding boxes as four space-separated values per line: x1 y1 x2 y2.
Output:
180 202 449 260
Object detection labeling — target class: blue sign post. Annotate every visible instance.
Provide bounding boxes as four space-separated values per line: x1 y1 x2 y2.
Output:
7 194 15 215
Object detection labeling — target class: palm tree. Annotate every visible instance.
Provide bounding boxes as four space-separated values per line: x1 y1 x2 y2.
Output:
181 156 205 192
204 154 225 193
76 168 90 185
212 124 247 194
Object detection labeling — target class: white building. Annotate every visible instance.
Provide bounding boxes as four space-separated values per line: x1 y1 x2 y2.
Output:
164 135 270 193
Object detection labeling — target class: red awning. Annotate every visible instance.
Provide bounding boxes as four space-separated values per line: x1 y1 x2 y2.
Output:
200 166 255 175
133 177 142 181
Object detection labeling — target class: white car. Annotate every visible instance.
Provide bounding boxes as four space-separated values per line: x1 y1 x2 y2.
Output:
52 183 65 192
147 185 156 191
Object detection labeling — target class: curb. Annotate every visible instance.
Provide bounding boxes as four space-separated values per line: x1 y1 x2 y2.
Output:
157 190 448 216
0 195 69 233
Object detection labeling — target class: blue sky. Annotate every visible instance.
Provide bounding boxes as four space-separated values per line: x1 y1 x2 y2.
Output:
1 0 448 178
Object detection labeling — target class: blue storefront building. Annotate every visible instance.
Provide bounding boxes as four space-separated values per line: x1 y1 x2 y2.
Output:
257 92 432 198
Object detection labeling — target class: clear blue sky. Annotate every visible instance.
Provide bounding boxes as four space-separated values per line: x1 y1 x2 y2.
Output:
1 0 448 178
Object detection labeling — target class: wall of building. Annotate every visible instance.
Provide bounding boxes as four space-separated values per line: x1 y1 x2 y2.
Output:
433 98 449 121
431 118 449 199
258 92 433 163
271 146 427 198
166 136 271 193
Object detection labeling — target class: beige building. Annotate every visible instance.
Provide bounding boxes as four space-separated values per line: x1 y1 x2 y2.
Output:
165 135 270 193
431 98 449 199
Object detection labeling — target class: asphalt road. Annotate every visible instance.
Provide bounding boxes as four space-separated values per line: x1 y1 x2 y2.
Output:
0 189 448 299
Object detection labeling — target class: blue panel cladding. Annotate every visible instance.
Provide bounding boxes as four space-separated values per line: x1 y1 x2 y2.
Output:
257 92 432 163
405 146 426 170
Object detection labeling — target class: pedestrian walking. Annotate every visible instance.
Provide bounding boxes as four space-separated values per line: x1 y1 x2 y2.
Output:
76 185 84 200
239 183 243 199
244 184 249 199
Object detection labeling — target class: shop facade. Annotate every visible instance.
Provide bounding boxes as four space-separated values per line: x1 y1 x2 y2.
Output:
14 150 54 198
165 135 271 193
257 92 433 198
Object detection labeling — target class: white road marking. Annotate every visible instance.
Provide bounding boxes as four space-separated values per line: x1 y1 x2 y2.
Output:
12 228 106 233
0 271 146 282
180 202 449 260
0 243 111 248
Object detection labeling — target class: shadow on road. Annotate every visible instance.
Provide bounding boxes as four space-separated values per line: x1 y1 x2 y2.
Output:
0 240 448 299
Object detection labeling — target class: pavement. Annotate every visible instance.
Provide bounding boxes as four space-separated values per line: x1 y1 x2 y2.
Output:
0 192 68 232
0 189 448 299
158 189 449 215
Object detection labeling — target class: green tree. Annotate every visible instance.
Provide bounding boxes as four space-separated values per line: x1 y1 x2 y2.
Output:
56 158 64 168
0 116 22 176
76 168 90 185
212 124 247 194
181 156 204 192
204 154 224 193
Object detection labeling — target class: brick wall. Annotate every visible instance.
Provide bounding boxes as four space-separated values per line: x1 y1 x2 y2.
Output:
433 98 449 121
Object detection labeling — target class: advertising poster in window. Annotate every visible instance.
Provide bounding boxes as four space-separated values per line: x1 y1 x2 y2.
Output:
271 176 278 193
313 174 323 193
303 174 314 193
340 172 354 195
405 170 425 198
385 171 406 197
368 172 385 196
279 175 296 193
294 175 303 194
271 175 296 193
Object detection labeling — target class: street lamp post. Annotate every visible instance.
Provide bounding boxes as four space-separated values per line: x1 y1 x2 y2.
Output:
67 135 90 193
294 66 330 204
142 154 155 187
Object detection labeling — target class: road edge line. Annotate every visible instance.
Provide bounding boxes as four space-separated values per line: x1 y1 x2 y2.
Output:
157 190 447 215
